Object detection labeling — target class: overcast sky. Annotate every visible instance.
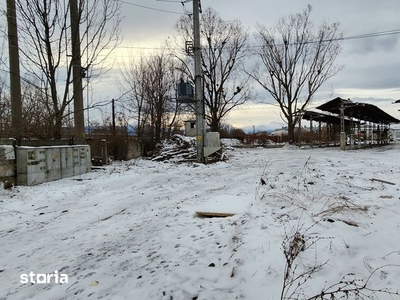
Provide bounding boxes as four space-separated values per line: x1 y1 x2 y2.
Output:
97 0 400 130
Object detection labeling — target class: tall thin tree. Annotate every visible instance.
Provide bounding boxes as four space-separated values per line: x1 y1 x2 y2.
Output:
119 51 182 145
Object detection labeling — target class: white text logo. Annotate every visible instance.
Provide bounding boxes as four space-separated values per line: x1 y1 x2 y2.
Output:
20 270 68 284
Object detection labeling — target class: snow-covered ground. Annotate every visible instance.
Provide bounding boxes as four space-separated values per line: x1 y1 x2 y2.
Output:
1 143 400 300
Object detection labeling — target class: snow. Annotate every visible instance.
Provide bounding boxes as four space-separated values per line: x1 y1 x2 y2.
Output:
1 143 400 299
220 138 243 147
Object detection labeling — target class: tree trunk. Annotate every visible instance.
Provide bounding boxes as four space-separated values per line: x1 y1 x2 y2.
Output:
155 114 162 144
210 116 219 132
53 113 63 139
288 121 296 144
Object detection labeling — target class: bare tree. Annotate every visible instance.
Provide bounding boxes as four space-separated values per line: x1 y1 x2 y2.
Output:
0 82 11 138
20 80 61 139
174 7 251 132
252 5 343 143
119 56 150 139
119 51 182 145
147 53 180 143
15 0 121 139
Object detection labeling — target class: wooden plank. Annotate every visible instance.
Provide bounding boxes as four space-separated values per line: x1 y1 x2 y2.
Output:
195 211 235 218
370 178 396 185
101 208 127 221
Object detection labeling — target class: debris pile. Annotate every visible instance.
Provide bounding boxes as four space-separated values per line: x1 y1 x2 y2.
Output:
151 134 197 162
150 134 235 163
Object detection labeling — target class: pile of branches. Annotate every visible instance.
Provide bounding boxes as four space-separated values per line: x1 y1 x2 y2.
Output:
151 134 197 162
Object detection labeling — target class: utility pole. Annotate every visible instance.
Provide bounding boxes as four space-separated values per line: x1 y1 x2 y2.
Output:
193 0 205 163
6 0 22 139
339 103 345 150
70 0 85 139
111 98 116 135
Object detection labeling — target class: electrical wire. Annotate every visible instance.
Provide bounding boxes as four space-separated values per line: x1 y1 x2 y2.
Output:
115 0 400 49
1 27 399 65
155 0 184 3
256 28 400 48
117 0 184 15
342 28 400 41
97 27 400 52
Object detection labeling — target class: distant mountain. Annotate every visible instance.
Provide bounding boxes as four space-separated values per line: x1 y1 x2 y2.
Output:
242 123 283 134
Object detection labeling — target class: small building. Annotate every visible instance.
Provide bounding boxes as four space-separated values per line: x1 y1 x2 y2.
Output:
270 127 288 136
184 120 197 137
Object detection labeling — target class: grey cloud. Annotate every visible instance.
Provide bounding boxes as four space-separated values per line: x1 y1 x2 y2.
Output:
346 34 400 55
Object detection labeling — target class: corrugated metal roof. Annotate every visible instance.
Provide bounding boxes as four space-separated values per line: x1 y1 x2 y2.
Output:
302 110 356 126
315 97 400 124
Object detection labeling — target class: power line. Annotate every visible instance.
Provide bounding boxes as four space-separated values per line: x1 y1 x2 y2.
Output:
114 2 400 46
2 27 399 64
342 28 400 41
256 28 400 48
100 27 400 52
155 0 184 3
2 26 399 92
114 45 177 50
118 0 184 15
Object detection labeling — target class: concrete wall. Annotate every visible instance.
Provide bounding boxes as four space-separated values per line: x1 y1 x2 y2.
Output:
126 138 143 160
87 137 143 163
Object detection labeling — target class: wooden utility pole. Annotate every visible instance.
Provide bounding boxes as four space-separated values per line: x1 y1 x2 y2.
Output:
6 0 22 139
193 0 205 163
70 0 85 138
112 98 116 134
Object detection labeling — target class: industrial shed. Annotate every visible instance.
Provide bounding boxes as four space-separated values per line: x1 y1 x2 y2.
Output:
301 97 400 149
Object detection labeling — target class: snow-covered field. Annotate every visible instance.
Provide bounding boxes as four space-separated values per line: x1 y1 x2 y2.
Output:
1 143 400 300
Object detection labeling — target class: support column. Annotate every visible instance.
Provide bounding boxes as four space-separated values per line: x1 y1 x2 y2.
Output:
193 0 204 163
101 139 108 165
309 117 313 148
70 0 85 138
7 0 22 139
339 104 346 150
318 121 322 147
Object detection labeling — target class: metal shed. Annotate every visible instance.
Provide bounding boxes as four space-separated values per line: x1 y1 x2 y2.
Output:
316 97 400 124
301 97 400 149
